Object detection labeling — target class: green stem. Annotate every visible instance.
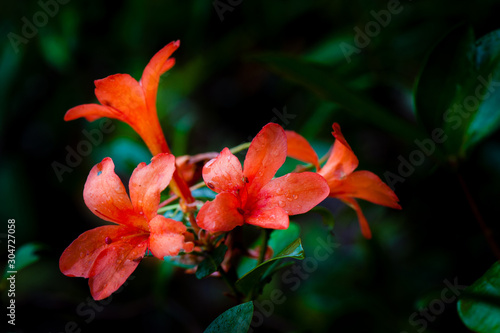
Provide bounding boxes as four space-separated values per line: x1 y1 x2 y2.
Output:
217 264 241 300
157 203 181 214
257 229 271 265
230 142 251 154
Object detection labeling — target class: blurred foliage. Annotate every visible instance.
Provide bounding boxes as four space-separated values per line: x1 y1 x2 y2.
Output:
2 0 500 332
458 261 500 332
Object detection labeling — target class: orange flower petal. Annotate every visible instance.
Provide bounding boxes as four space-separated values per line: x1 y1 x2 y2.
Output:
331 171 401 209
129 153 176 221
196 193 244 232
256 172 329 215
246 206 289 230
148 215 193 258
244 123 287 195
59 225 143 278
318 123 359 181
202 148 245 194
93 73 167 155
64 104 120 122
140 40 180 111
341 197 372 239
84 158 148 230
88 234 148 300
285 130 319 170
94 74 146 117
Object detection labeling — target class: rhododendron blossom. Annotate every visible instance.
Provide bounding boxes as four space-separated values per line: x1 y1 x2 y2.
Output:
59 154 193 300
197 123 330 232
286 123 401 239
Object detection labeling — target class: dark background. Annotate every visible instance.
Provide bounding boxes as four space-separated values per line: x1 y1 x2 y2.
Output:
2 0 500 332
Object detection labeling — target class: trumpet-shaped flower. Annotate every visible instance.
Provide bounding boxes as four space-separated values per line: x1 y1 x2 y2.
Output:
59 154 193 300
197 123 330 232
64 41 196 207
286 123 401 239
64 41 179 156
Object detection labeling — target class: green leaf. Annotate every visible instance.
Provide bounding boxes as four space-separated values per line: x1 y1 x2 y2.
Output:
252 54 423 142
39 32 71 71
415 25 500 158
192 187 217 201
196 244 228 279
3 243 44 280
204 301 254 333
268 222 301 255
464 29 500 152
99 137 151 174
235 238 305 295
458 261 500 332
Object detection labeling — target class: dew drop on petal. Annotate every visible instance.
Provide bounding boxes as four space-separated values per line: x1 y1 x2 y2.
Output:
278 200 285 208
105 237 112 245
207 182 215 190
97 171 102 176
292 194 298 200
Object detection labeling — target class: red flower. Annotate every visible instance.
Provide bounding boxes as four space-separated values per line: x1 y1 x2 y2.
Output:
59 154 194 300
286 123 401 239
64 41 197 209
196 123 330 232
64 41 179 156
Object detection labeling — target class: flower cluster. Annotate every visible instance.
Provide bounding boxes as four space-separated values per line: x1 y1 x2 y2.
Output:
59 41 401 300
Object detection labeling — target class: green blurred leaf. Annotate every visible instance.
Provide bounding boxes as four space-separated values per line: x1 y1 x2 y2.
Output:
98 137 151 174
192 187 217 201
415 25 500 158
3 243 44 280
464 29 500 152
415 24 475 156
236 238 304 295
203 301 253 333
252 54 423 142
458 261 500 332
164 255 198 270
39 32 71 71
196 244 228 279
